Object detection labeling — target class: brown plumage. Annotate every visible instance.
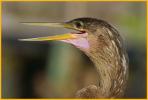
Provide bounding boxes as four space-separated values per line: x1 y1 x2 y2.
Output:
71 18 129 98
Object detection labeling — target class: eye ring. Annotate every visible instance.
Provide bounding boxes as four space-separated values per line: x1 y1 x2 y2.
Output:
74 21 83 29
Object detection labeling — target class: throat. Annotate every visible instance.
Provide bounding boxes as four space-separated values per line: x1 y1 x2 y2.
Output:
61 37 90 49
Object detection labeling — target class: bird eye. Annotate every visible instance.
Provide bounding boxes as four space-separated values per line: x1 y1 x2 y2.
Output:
74 21 83 29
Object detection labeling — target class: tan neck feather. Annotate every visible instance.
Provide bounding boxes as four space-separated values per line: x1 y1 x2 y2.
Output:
83 29 128 98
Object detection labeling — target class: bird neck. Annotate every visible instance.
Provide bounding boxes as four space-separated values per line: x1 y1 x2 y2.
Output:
83 31 128 97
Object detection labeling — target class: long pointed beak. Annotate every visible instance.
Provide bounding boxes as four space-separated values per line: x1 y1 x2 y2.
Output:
21 22 65 27
19 22 76 41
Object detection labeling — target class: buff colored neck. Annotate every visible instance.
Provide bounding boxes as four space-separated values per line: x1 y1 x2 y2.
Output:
83 33 128 98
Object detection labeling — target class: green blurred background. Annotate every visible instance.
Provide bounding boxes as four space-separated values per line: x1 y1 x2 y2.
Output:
2 2 146 98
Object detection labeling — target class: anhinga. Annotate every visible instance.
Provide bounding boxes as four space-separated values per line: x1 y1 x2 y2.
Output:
20 18 129 98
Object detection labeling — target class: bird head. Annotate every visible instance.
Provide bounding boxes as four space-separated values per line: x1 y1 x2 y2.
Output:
20 18 112 51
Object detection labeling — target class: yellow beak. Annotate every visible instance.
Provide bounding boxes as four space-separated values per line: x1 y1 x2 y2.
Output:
19 33 76 41
19 22 76 41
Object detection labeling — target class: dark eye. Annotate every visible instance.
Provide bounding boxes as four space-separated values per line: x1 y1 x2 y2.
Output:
74 21 83 29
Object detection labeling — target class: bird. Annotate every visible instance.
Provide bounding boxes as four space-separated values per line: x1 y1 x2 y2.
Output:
19 17 129 98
